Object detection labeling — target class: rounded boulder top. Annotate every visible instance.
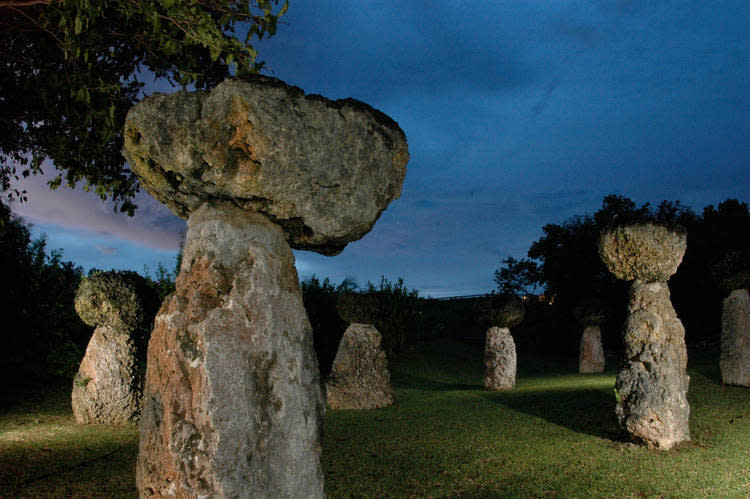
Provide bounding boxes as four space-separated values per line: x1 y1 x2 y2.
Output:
74 271 148 332
474 294 525 328
598 223 686 281
123 75 409 256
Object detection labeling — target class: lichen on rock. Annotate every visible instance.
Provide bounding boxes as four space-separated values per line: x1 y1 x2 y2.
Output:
123 74 408 256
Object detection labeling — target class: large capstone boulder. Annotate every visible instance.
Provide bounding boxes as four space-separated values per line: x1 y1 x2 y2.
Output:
326 323 394 410
72 271 149 425
474 294 524 328
599 224 690 450
579 325 605 374
124 76 408 498
721 288 750 386
336 292 380 325
712 249 750 294
137 202 324 497
123 74 408 256
598 224 686 282
484 327 517 390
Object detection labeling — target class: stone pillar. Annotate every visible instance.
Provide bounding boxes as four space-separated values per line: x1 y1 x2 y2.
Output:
721 289 750 386
599 224 690 450
484 326 517 390
137 203 324 497
326 323 394 410
72 271 148 425
123 74 408 497
475 295 523 390
579 325 605 374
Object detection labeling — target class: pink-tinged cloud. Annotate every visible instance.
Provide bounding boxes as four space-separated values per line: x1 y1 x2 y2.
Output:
10 163 185 251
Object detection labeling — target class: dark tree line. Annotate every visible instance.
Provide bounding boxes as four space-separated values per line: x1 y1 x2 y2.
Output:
495 195 750 354
0 201 177 385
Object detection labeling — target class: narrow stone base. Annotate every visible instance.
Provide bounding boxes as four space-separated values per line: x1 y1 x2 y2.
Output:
721 289 750 386
579 325 605 374
136 202 324 498
484 327 516 390
616 281 690 450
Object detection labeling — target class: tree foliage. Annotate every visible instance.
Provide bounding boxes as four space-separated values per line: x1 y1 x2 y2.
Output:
0 199 89 381
494 257 540 296
1 0 288 214
496 194 750 350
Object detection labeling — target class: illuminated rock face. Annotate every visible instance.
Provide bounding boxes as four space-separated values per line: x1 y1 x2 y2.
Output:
123 74 408 256
123 76 408 497
72 272 146 425
136 203 324 498
326 323 394 410
721 289 750 386
579 325 605 374
484 327 517 390
599 224 690 450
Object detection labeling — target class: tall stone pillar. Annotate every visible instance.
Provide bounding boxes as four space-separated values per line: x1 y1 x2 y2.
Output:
137 203 324 497
474 295 524 390
599 224 690 450
721 289 750 386
123 74 408 497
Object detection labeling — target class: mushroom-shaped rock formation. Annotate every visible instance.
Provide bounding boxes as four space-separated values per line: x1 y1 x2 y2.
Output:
599 224 690 450
573 298 608 374
72 271 150 425
123 76 408 498
326 323 394 410
123 74 408 256
476 295 523 390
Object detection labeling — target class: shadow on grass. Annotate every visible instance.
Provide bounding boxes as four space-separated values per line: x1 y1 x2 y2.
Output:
484 387 621 440
390 372 482 391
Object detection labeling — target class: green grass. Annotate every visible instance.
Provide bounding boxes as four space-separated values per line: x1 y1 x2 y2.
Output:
1 339 748 497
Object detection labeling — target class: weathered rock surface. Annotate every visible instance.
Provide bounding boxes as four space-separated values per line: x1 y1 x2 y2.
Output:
136 202 324 498
599 225 690 450
336 292 380 325
484 327 517 390
579 325 605 374
721 288 750 386
72 271 147 425
598 224 686 282
123 75 409 255
72 326 141 424
74 270 146 332
326 323 394 410
474 294 524 328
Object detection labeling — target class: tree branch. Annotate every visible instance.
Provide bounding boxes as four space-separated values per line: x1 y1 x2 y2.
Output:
0 0 52 7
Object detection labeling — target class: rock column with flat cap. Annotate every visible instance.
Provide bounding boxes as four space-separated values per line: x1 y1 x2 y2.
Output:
475 295 524 390
326 293 394 410
72 271 148 425
123 75 408 497
713 250 750 386
599 224 690 450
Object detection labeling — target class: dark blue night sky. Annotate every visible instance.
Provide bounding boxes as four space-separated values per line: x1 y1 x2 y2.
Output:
12 0 750 297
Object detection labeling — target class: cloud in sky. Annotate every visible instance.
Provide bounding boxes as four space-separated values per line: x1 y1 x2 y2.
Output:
7 0 749 297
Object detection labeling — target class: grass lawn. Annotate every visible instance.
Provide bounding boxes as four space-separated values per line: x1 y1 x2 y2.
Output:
1 338 748 497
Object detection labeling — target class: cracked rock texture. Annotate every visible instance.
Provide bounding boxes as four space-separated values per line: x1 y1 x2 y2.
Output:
721 288 750 386
484 327 517 390
72 271 148 425
136 202 324 498
326 323 394 410
598 224 686 282
579 325 605 374
123 74 408 255
600 225 690 450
